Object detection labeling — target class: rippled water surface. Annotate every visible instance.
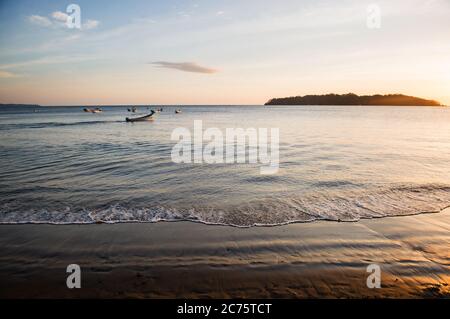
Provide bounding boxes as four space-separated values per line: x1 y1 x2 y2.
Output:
1 105 450 226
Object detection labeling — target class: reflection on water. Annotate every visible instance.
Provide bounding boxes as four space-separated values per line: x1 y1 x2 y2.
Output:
1 105 450 226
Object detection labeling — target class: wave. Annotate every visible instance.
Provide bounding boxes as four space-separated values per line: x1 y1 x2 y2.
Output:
0 184 449 227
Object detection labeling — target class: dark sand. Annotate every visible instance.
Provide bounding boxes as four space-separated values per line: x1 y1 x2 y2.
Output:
1 208 449 298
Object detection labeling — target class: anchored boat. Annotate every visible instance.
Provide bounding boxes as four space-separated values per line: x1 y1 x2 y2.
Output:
126 110 156 122
83 107 102 113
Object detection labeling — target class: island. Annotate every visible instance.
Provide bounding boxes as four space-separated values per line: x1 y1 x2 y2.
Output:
265 93 442 106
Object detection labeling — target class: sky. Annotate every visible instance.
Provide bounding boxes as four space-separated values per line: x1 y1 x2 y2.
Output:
0 0 449 105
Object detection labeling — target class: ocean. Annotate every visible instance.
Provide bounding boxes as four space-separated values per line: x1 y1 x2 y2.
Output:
1 105 450 227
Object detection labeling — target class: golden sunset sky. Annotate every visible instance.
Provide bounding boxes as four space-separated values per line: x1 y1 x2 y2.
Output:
0 0 449 105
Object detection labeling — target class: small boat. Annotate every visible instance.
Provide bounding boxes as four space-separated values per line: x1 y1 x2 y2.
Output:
84 107 102 113
126 110 156 122
175 109 182 114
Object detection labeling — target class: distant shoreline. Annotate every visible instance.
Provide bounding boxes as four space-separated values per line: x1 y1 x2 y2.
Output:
265 93 443 106
1 100 447 108
0 103 41 108
0 104 263 108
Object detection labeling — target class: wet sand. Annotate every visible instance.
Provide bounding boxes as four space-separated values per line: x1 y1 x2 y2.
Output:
1 209 449 298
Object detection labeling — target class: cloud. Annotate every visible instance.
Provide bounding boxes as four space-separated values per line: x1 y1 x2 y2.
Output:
177 11 191 18
0 55 96 70
28 15 52 27
150 61 218 74
83 19 100 30
51 11 69 22
28 12 99 30
0 71 19 78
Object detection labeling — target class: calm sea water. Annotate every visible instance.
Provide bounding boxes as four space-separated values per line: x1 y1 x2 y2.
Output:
1 105 450 227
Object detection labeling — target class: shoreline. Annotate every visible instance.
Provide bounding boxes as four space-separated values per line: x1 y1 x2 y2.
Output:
1 208 449 298
2 204 449 228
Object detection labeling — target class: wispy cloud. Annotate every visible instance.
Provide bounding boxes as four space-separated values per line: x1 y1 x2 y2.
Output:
51 11 69 22
27 12 99 30
0 55 96 70
28 15 52 27
0 71 19 78
82 19 100 30
150 61 218 74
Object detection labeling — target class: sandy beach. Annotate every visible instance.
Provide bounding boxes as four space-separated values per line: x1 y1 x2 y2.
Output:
1 208 449 298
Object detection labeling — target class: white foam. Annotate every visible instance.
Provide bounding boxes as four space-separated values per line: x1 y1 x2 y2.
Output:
1 184 449 227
